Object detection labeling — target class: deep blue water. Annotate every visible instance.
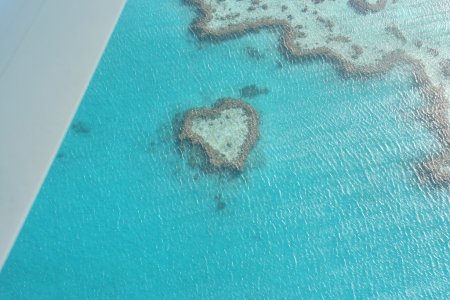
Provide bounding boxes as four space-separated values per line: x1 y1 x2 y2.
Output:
1 1 449 298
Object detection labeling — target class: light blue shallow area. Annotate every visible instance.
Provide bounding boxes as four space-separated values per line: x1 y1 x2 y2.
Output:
1 1 449 298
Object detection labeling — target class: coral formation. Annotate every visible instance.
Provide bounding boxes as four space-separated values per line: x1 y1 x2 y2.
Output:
348 0 387 14
240 84 269 98
179 99 259 171
183 0 450 186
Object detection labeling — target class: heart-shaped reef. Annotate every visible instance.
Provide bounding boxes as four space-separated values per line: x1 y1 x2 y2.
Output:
179 99 259 171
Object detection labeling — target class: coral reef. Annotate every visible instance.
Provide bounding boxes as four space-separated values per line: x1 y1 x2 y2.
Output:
179 99 259 171
183 0 450 186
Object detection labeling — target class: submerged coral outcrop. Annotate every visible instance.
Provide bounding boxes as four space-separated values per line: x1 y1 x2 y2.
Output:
349 0 387 14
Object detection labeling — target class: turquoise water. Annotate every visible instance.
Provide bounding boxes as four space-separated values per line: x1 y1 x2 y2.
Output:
1 1 449 298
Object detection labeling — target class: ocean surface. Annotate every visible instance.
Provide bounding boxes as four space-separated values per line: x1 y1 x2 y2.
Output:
1 1 449 298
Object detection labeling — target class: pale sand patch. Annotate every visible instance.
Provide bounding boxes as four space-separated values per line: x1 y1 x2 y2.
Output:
191 108 249 162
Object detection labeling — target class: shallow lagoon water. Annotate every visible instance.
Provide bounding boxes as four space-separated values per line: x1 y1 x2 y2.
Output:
1 1 449 298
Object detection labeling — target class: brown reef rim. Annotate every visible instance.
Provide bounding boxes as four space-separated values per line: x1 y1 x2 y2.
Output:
179 99 259 171
183 0 450 187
